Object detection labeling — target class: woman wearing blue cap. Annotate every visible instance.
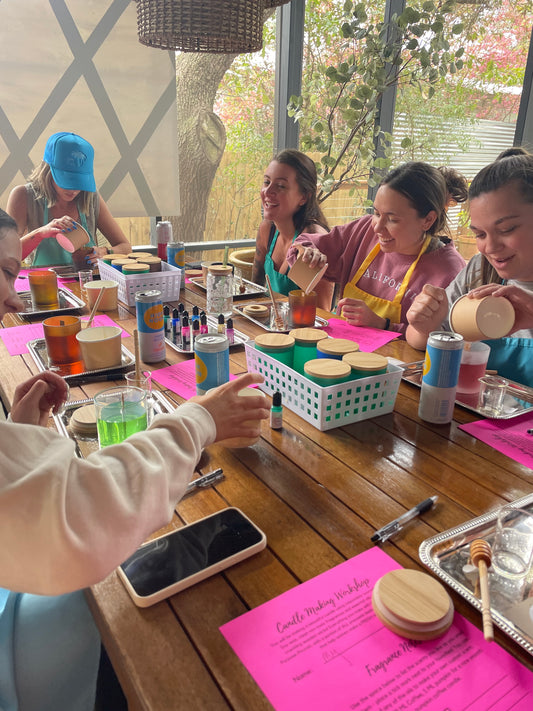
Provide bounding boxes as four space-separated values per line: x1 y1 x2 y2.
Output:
7 132 131 267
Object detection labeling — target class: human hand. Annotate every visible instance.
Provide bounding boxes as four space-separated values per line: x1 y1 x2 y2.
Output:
190 373 269 443
84 247 107 267
468 283 533 333
336 297 385 329
11 372 69 427
42 216 77 238
406 284 448 335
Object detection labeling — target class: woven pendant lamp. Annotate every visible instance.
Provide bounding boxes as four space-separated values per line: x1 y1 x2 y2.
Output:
135 0 265 54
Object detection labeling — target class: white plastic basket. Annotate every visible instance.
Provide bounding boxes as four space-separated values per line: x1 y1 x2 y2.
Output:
98 259 181 306
245 341 402 431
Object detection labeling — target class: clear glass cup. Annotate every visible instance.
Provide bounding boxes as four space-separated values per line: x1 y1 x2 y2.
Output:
125 371 154 424
94 386 148 448
456 341 491 396
492 506 533 581
477 375 508 416
78 269 93 300
43 315 82 366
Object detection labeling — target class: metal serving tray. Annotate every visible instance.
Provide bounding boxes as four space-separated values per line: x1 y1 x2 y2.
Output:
165 315 249 354
234 302 329 333
396 359 533 420
189 276 266 299
16 288 85 317
419 493 533 657
27 338 135 382
52 390 176 458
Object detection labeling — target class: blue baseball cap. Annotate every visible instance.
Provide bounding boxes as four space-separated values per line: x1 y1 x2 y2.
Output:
43 132 96 192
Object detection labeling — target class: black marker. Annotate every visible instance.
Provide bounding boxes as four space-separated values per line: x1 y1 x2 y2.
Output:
181 315 191 351
172 308 180 346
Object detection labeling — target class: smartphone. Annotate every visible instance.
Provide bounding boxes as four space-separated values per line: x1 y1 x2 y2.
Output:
117 507 266 607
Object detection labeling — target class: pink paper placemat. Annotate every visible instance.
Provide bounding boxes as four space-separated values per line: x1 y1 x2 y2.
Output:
324 318 400 352
152 359 238 400
221 547 533 711
0 315 128 356
460 411 533 469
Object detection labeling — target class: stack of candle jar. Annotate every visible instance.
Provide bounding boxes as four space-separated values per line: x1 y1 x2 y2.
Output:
100 252 163 274
254 330 389 387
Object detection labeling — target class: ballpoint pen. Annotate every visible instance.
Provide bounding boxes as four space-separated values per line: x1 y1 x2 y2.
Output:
184 468 224 497
371 496 438 543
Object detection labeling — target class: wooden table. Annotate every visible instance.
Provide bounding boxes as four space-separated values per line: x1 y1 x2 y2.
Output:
2 279 532 709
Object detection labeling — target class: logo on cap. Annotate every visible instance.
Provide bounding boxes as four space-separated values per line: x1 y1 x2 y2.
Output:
66 150 87 170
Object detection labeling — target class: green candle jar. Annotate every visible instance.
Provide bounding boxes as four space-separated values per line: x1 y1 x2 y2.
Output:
254 333 295 368
304 358 352 386
289 327 328 374
342 352 388 379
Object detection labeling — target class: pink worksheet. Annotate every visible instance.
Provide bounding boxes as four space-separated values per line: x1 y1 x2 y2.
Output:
324 318 400 351
15 268 77 292
460 412 533 469
0 315 128 356
221 548 533 710
152 358 237 399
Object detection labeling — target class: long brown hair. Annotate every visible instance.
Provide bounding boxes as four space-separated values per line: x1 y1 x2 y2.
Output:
272 149 329 233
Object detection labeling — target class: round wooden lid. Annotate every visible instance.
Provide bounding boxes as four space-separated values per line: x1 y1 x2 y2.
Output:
244 304 269 319
185 269 203 278
304 358 351 380
111 258 136 267
208 264 233 277
317 338 359 357
101 253 121 264
372 569 454 640
255 333 295 350
289 328 328 345
127 252 153 260
142 256 162 264
343 352 388 371
70 404 98 436
123 263 150 273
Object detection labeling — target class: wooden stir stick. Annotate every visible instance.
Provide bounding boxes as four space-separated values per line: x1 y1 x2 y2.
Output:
85 287 105 328
265 274 284 330
470 538 494 642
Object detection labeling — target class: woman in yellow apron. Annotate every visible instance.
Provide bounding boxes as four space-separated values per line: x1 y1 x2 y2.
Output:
7 132 131 268
287 162 467 337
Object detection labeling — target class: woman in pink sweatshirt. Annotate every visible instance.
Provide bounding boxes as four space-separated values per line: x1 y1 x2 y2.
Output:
288 162 467 337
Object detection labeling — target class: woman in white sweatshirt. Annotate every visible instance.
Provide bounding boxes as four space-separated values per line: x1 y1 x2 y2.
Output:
0 209 269 711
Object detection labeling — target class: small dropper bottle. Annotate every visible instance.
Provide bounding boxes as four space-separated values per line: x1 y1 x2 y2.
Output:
270 391 283 429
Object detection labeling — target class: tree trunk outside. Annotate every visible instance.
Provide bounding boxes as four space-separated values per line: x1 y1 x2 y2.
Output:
168 52 236 259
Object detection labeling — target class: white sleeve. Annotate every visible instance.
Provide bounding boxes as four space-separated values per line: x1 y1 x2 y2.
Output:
0 402 216 595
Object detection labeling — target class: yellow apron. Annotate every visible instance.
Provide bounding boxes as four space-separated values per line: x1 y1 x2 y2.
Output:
342 235 431 324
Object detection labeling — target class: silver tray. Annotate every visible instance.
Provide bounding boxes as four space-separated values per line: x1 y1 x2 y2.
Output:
165 315 249 354
52 390 176 458
190 276 267 299
419 493 533 656
396 359 533 419
234 302 329 333
16 288 85 317
27 338 135 382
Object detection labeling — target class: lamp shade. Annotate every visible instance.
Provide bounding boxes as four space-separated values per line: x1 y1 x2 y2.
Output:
136 0 265 54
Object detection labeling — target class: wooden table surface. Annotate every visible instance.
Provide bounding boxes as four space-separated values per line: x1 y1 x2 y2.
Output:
2 277 532 710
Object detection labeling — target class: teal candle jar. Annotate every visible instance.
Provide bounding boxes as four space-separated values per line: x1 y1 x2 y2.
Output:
289 327 328 374
304 358 352 386
317 337 359 361
254 333 295 368
343 352 388 379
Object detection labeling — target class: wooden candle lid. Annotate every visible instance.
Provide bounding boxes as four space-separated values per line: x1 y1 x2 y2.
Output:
255 333 295 350
372 569 454 640
317 337 359 357
343 352 389 371
243 304 269 320
127 252 153 260
70 404 98 437
304 358 351 380
289 328 328 345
